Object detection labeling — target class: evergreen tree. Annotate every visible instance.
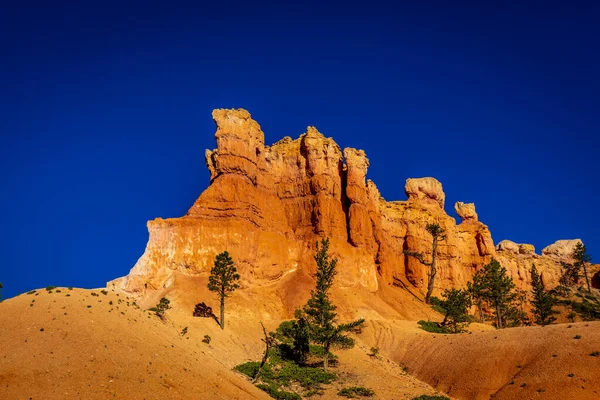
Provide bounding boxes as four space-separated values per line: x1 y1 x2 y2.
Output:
404 223 446 304
439 288 472 333
208 251 240 330
471 259 517 329
467 278 486 322
573 242 592 293
530 264 557 326
302 238 364 371
503 290 530 327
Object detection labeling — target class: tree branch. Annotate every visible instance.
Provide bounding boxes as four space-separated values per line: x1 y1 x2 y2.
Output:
404 250 432 266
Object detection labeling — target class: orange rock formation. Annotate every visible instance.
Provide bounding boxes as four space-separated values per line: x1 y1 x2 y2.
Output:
110 109 599 300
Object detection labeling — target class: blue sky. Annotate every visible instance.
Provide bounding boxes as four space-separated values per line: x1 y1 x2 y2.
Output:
1 1 599 298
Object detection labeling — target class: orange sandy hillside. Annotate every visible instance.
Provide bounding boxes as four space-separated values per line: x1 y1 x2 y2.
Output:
361 319 600 400
0 288 270 400
0 286 449 400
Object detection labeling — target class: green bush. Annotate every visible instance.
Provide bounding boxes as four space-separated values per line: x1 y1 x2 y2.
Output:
255 383 301 400
429 296 446 314
45 286 56 292
412 396 450 400
235 361 261 379
277 362 336 390
417 320 449 334
101 290 108 295
202 334 211 344
150 297 171 319
338 386 375 397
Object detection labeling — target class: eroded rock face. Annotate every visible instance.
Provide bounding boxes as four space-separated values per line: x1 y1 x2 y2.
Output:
542 239 582 261
109 109 597 302
455 202 478 221
497 240 520 253
405 178 445 208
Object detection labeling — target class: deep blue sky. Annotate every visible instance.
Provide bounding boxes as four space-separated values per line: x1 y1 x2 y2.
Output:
2 1 599 298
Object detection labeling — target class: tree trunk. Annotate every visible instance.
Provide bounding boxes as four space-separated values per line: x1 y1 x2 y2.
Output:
425 237 438 304
220 296 225 330
495 300 503 329
583 262 591 293
254 323 270 383
323 343 330 371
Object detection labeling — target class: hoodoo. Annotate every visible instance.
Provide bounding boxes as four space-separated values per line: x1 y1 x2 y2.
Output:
110 109 599 303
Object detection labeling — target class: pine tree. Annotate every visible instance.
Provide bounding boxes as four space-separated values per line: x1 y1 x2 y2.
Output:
530 264 557 326
439 288 472 333
208 251 240 330
467 278 486 323
302 238 364 371
404 223 446 304
573 242 592 293
471 259 517 329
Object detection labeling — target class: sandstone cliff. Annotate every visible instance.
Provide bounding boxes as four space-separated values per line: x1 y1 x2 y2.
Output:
109 109 599 305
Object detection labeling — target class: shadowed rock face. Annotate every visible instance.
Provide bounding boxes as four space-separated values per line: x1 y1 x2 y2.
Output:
109 108 599 299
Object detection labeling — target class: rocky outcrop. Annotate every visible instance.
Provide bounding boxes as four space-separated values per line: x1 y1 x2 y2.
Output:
542 239 582 261
109 108 597 303
405 178 445 209
454 202 478 221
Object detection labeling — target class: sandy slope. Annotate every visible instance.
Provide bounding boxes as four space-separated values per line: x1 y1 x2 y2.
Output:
0 288 269 400
0 286 444 400
4 277 598 400
362 319 600 400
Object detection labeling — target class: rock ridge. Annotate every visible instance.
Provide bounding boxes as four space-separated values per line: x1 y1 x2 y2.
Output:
110 109 599 300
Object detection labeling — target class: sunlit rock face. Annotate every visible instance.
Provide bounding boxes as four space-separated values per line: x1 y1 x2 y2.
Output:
109 109 599 300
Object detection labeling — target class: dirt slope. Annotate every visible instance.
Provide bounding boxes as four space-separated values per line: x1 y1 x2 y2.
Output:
362 319 600 400
0 286 445 400
0 288 270 400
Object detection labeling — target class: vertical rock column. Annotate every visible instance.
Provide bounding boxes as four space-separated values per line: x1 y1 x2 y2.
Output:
301 127 347 240
344 148 377 254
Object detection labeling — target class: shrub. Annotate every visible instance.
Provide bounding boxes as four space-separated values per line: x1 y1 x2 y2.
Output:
574 335 581 339
180 327 188 336
590 351 600 357
68 286 73 290
202 335 211 344
369 347 379 357
412 396 450 400
235 361 261 379
46 286 56 292
101 290 108 295
338 386 375 397
193 302 214 318
255 383 301 400
417 320 449 334
55 290 61 293
149 297 170 319
91 292 99 297
276 362 336 390
429 296 446 314
27 290 37 295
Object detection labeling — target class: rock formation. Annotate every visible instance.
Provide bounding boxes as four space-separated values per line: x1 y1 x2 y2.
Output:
109 108 599 302
454 202 478 221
